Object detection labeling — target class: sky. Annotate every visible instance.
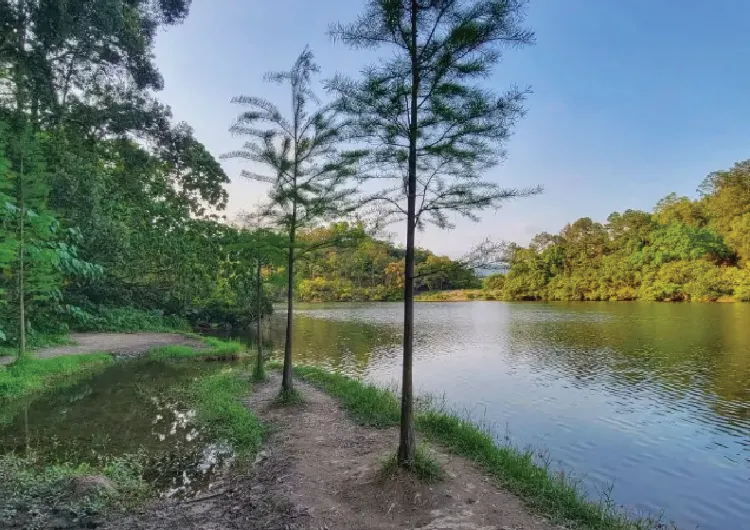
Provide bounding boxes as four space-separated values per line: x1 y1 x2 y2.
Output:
153 0 750 258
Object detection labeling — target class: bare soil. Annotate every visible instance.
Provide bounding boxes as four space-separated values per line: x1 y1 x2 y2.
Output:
104 373 559 530
0 333 203 365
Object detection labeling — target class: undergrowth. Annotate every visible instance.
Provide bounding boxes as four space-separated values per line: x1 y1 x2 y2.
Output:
380 443 444 483
0 451 150 529
294 365 675 530
68 306 191 333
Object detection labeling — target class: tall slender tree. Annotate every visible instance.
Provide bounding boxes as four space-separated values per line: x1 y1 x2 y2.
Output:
329 0 539 468
224 47 356 395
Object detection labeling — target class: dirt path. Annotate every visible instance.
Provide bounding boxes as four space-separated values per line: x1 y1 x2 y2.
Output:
0 333 203 365
106 373 559 530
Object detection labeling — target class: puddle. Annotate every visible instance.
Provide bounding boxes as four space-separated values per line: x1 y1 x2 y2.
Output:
0 359 240 498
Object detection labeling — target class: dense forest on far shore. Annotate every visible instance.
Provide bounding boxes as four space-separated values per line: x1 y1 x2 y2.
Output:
293 224 478 302
482 162 750 302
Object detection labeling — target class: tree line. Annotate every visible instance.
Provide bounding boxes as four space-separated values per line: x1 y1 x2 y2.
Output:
294 222 479 302
485 162 750 302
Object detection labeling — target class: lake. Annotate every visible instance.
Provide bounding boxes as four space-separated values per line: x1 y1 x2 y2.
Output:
266 302 750 530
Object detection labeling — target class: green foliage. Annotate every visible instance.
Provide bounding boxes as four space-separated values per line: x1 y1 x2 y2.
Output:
329 0 540 230
295 366 672 530
188 369 264 456
0 353 113 401
0 0 275 348
296 222 480 302
493 162 750 302
65 306 190 333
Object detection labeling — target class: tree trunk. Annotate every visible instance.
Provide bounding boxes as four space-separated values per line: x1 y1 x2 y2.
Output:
397 0 419 469
256 258 263 377
17 151 25 359
282 223 296 392
15 0 27 359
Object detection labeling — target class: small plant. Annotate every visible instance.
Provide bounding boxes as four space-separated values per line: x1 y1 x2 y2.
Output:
381 443 444 484
272 387 304 407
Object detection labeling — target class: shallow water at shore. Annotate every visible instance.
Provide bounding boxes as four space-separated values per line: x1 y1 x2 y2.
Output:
0 360 234 498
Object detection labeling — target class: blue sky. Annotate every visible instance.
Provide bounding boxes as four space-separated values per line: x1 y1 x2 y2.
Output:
154 0 750 257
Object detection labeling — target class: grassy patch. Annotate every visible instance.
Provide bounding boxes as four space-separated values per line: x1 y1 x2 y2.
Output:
0 353 114 402
295 366 400 427
272 386 304 407
188 369 263 457
147 337 246 361
381 443 444 483
293 366 673 530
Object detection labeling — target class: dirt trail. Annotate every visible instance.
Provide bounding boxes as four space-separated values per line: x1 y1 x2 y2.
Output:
0 333 203 365
105 373 559 530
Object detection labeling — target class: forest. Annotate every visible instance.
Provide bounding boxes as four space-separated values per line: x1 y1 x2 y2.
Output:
0 0 276 350
0 0 479 351
485 163 750 302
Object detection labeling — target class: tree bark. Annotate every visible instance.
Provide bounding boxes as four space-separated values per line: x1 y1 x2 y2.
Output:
282 222 296 392
15 0 27 359
256 258 263 377
397 0 419 469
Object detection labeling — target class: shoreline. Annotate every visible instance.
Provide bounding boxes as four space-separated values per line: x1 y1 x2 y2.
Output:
2 335 677 530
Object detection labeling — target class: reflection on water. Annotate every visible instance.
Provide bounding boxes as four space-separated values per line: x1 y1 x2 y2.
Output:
0 360 233 498
259 302 750 530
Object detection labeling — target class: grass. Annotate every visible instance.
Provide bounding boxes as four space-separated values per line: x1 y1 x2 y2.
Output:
0 353 114 402
293 365 674 530
380 443 444 483
0 335 243 401
294 366 400 426
272 386 304 407
188 368 264 457
147 336 246 361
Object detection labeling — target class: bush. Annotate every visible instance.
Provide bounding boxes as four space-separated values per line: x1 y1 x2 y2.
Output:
65 306 190 333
